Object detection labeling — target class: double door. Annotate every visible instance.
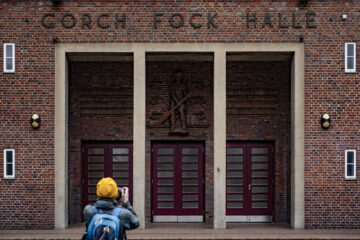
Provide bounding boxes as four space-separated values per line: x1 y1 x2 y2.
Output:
152 143 204 222
226 143 274 217
82 143 133 207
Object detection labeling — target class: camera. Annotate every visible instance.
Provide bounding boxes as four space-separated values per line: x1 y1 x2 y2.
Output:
116 187 122 200
116 187 129 203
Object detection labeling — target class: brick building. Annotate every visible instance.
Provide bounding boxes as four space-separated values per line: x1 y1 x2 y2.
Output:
0 0 359 230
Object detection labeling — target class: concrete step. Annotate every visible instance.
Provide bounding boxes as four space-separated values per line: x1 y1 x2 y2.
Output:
0 223 360 240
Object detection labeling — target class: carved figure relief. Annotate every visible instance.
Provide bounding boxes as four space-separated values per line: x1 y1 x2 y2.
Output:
149 66 211 136
170 71 187 131
154 71 189 135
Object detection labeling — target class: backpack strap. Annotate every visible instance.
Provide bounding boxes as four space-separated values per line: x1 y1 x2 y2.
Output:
112 207 122 217
87 206 99 240
112 208 122 240
93 206 98 214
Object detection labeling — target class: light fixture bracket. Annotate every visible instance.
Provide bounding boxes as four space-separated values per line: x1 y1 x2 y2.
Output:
299 0 309 6
51 0 62 6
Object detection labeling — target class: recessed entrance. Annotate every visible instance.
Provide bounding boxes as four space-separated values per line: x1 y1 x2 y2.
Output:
226 52 293 223
56 43 304 229
152 143 204 222
226 143 274 222
67 53 134 223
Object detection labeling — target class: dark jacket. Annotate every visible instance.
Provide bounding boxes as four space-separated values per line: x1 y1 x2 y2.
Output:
83 198 140 240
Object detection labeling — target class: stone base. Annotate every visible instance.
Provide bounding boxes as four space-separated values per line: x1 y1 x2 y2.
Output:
169 129 189 136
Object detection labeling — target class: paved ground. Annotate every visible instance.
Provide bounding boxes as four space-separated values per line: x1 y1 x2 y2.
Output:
0 223 360 239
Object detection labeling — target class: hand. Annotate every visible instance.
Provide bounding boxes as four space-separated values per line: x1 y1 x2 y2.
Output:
121 187 129 203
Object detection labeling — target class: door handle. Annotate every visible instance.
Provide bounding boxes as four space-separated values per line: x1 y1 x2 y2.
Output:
248 184 252 191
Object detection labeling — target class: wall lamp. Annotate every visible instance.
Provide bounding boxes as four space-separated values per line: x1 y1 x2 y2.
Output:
321 113 331 129
31 113 41 129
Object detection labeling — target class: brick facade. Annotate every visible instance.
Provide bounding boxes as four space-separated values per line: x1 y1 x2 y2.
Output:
0 0 359 229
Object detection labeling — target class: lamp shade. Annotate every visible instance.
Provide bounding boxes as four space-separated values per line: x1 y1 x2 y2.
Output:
321 113 330 129
31 113 41 129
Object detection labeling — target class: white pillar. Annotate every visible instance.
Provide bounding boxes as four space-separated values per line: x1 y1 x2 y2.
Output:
291 46 305 229
133 50 146 229
213 50 226 229
55 45 68 229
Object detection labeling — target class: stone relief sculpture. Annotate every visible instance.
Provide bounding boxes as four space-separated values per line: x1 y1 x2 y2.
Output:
154 71 190 135
150 69 211 136
170 71 187 131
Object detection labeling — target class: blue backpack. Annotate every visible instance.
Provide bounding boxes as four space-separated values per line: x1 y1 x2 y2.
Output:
87 206 122 240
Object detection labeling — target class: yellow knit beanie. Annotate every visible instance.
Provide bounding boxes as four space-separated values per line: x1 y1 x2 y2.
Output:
96 177 118 199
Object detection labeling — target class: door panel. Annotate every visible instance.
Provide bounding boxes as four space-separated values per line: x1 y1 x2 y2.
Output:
180 145 203 215
226 143 273 216
110 144 133 200
82 143 133 207
153 144 177 215
83 144 107 204
152 143 204 218
226 144 245 214
249 144 272 215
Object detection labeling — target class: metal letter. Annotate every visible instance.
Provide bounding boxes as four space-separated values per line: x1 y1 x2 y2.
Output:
97 13 110 29
42 13 55 28
262 13 273 28
190 13 202 28
306 12 316 28
82 14 91 29
154 13 163 29
115 13 126 29
61 13 76 28
278 13 289 28
169 13 184 28
246 13 257 28
207 13 217 29
292 13 302 28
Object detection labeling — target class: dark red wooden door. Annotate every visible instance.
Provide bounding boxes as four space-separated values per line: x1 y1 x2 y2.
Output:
82 143 133 207
152 143 204 217
226 143 273 215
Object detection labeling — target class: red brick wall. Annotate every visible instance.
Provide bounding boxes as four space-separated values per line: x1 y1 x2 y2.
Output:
68 61 133 223
1 0 360 229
